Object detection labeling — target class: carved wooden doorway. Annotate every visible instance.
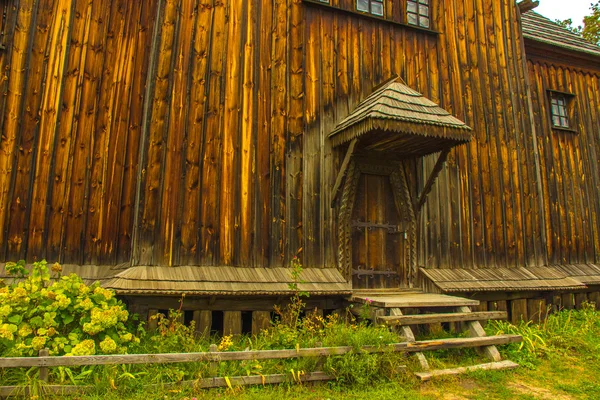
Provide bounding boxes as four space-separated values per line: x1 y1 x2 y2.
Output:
338 161 416 289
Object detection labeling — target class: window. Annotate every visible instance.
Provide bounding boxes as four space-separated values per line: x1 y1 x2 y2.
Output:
407 0 430 28
548 91 576 131
357 0 384 17
550 94 569 128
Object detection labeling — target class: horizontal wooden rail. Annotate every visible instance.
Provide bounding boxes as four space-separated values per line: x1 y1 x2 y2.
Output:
378 311 508 326
0 372 335 396
0 335 521 369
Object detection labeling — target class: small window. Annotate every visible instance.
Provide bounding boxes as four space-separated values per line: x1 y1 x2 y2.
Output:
407 0 430 28
548 91 576 132
550 94 569 128
357 0 384 17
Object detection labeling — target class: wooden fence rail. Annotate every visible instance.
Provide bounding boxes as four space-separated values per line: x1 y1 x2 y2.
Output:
0 335 520 368
0 335 521 396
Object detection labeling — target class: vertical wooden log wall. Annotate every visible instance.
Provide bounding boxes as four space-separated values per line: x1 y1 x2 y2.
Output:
0 0 596 274
527 58 600 265
1 0 159 265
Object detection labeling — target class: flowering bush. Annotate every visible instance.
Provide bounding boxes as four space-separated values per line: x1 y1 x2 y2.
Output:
0 260 138 357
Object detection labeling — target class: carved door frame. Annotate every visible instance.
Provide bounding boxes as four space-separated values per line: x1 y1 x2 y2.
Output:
337 159 417 288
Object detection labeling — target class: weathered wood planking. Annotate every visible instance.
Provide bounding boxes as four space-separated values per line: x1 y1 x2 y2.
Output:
0 0 596 278
2 0 157 264
526 57 600 266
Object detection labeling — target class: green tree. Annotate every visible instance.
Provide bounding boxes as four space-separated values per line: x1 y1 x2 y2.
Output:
557 2 600 45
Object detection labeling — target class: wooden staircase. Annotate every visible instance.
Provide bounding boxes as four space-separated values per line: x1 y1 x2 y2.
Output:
351 291 521 381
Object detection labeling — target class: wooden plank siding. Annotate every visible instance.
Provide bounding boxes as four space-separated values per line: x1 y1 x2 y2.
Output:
526 58 600 266
0 0 594 280
1 0 159 264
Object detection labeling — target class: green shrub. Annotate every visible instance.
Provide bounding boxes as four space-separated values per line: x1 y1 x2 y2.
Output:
0 260 138 357
487 302 600 367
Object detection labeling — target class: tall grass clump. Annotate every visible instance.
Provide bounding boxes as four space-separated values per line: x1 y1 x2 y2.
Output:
487 303 600 367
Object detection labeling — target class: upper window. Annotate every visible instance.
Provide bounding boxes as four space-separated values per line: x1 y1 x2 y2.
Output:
548 91 576 131
357 0 384 17
407 0 430 28
550 94 569 128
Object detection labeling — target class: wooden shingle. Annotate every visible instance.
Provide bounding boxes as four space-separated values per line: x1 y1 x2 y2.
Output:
420 266 586 293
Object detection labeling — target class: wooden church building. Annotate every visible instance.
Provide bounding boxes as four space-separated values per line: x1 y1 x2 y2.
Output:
1 0 599 332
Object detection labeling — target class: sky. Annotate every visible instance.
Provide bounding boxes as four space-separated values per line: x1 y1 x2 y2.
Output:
535 0 593 25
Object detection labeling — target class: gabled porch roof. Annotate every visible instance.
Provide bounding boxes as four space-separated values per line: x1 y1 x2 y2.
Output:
328 77 472 157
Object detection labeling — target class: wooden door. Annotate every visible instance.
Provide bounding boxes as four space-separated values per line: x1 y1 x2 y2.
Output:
351 173 408 289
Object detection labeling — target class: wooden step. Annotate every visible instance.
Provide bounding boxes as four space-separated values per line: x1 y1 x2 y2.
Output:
393 334 522 352
378 311 507 326
415 360 519 381
352 293 479 308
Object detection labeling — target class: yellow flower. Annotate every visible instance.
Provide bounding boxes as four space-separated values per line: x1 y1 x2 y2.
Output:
99 336 118 354
31 336 48 351
0 305 12 318
70 339 96 356
51 263 62 274
18 324 33 338
119 332 133 342
0 324 17 341
93 287 114 301
55 294 71 309
218 335 234 351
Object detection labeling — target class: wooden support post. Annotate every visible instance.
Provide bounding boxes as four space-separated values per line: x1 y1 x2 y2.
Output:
456 306 502 362
223 311 242 335
489 300 508 312
472 301 488 326
414 148 450 214
38 349 49 382
193 310 212 337
390 308 429 371
551 295 562 312
574 293 588 310
510 299 528 324
588 292 600 310
252 311 272 336
561 293 574 310
147 309 159 331
331 139 358 207
527 299 547 323
311 308 324 318
209 344 218 376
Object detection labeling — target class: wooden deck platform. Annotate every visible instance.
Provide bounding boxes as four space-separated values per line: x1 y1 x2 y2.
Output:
351 290 479 308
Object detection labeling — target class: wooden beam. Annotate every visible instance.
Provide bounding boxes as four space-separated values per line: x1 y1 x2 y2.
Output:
389 308 429 371
415 360 519 381
378 311 507 326
147 309 159 331
575 293 588 310
510 299 528 323
588 292 600 310
527 299 547 323
0 335 522 368
456 306 502 362
223 311 242 335
517 0 539 13
193 310 212 337
414 149 450 213
331 139 358 207
252 311 272 336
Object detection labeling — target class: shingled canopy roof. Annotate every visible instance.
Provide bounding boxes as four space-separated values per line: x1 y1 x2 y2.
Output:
0 263 352 296
522 11 600 58
328 77 472 157
102 266 351 296
420 267 587 293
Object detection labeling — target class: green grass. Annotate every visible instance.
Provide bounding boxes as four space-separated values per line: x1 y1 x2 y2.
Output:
3 303 600 399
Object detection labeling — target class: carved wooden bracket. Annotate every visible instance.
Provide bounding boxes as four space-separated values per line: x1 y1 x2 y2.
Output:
331 138 358 208
414 149 450 214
